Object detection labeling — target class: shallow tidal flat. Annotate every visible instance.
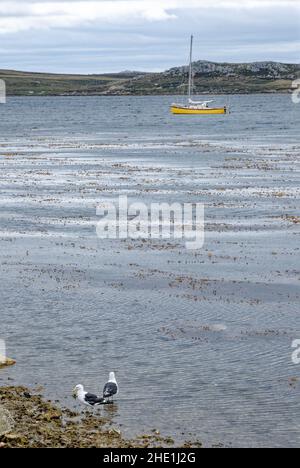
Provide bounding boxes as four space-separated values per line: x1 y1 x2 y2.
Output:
0 95 300 447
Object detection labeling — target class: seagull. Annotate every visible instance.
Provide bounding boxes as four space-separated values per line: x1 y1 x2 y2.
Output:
103 372 119 402
73 384 105 408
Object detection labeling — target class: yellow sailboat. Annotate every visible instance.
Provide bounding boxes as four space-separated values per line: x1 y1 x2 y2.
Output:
171 36 227 115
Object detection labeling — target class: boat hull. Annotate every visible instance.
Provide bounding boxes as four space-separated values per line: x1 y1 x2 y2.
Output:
171 106 227 115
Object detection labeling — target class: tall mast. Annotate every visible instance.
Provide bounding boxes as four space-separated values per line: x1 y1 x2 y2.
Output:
188 35 193 100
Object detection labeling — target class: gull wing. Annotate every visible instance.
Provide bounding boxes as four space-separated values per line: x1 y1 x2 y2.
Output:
85 393 105 405
103 382 118 398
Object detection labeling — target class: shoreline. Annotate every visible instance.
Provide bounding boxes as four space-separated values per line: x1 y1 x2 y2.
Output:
0 386 203 448
4 91 293 97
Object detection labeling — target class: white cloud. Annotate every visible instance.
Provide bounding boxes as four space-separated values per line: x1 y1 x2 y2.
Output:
0 0 298 35
0 1 177 34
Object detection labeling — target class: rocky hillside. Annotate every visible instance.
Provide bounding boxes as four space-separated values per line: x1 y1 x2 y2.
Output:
166 61 299 78
1 61 299 96
108 61 300 95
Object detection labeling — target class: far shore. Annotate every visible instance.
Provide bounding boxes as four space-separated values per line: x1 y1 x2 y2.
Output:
4 91 293 98
1 61 297 97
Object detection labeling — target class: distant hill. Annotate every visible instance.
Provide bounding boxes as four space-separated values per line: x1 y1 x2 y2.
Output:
1 61 299 96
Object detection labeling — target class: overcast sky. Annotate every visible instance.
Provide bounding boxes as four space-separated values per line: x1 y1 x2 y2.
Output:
0 0 299 73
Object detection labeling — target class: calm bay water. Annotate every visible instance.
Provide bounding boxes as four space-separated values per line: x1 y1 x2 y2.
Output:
0 95 300 447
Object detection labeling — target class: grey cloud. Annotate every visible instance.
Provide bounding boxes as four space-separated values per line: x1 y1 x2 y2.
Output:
0 1 299 73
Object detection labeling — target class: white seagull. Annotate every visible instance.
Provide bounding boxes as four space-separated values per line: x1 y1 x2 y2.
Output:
103 372 119 402
73 384 105 408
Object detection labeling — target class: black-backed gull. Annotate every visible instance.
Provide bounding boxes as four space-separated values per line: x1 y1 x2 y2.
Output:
73 384 105 407
103 372 118 402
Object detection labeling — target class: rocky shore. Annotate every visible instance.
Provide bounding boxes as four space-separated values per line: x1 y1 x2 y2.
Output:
0 386 201 448
0 358 16 370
